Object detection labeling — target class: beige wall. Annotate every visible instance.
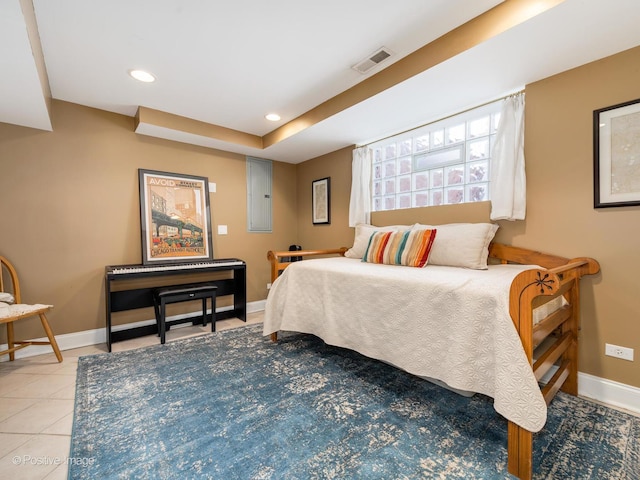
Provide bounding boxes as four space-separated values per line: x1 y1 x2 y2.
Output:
296 146 355 250
295 46 640 388
0 100 298 340
511 46 640 387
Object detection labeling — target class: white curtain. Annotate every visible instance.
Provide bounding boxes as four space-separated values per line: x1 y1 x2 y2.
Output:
490 93 526 221
349 146 372 227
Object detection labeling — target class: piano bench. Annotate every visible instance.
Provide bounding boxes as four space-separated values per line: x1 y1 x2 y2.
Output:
152 285 217 345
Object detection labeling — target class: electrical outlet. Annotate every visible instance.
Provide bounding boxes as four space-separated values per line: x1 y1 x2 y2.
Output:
605 343 634 361
267 283 272 290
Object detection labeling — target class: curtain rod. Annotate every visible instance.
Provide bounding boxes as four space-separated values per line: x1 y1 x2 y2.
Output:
357 89 525 148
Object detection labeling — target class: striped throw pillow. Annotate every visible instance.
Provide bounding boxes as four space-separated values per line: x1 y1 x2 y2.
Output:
362 228 437 267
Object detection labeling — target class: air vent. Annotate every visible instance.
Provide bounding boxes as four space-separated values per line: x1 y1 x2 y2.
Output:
352 47 393 74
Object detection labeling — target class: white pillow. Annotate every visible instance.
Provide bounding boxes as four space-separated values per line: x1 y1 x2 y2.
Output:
0 292 15 304
413 223 498 269
344 223 412 259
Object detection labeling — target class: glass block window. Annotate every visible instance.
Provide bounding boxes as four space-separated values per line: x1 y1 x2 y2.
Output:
370 101 501 211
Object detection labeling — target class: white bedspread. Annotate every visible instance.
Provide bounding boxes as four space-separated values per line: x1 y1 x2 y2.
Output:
263 257 548 432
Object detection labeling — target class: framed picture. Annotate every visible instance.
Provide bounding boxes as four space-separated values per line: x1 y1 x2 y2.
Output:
594 98 640 208
312 177 331 224
138 169 214 265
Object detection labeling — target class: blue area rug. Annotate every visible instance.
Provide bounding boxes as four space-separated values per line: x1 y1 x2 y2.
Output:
69 325 639 479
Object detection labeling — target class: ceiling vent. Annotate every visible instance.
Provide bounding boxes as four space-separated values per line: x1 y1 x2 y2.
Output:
352 47 393 74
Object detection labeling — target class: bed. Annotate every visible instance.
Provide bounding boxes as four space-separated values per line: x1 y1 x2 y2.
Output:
264 223 599 480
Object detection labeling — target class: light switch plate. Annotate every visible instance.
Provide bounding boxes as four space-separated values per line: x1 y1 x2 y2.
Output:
217 225 227 235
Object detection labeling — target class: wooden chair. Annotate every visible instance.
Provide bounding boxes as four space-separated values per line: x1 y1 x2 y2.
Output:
0 256 62 362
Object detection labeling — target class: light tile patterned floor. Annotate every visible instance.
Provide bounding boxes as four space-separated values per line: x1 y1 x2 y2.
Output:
0 313 263 480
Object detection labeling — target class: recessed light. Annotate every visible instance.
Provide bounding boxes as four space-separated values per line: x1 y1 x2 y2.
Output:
265 113 281 122
129 69 156 83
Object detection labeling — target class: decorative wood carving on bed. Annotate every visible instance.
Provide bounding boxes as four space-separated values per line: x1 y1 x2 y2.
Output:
266 243 599 480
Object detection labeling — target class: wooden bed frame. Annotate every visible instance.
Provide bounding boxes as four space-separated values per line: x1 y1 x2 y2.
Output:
266 243 599 480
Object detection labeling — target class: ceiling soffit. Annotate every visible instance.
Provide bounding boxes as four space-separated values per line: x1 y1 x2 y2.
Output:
135 0 565 158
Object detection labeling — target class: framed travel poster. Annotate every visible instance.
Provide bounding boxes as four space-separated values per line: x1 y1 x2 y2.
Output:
138 169 213 264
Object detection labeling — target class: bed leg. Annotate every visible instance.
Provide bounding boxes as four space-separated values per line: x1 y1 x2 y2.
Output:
270 332 278 342
508 421 533 480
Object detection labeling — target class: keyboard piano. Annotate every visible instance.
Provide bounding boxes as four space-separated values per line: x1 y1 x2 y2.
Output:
105 258 246 351
106 259 245 277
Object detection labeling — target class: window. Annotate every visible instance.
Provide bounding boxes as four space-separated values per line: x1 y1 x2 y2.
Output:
246 157 272 232
370 101 501 211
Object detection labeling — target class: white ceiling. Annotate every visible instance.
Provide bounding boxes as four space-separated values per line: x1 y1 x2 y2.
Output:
2 0 640 163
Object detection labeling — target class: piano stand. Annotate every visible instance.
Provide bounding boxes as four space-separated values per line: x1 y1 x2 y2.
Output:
105 259 246 352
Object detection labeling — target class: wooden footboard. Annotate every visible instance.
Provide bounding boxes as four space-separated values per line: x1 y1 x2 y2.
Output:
267 243 600 479
489 243 600 479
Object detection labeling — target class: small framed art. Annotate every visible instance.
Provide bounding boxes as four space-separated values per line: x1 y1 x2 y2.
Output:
594 98 640 208
312 177 331 224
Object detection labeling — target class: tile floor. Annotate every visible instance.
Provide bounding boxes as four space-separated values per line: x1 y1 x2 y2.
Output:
0 312 264 480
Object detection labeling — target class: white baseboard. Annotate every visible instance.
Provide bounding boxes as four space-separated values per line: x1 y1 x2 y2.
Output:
1 300 266 361
578 372 640 415
539 366 640 415
248 299 266 313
